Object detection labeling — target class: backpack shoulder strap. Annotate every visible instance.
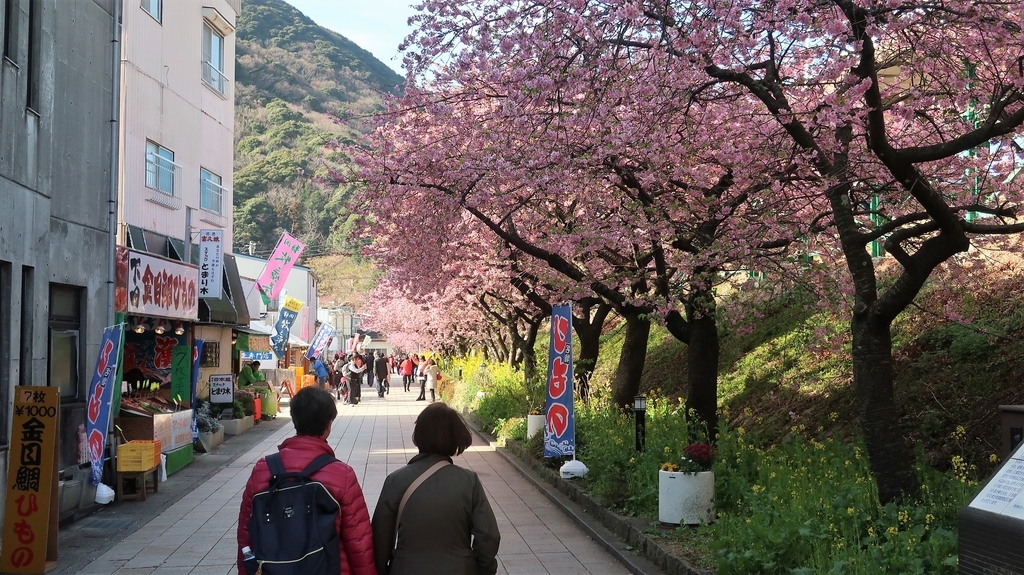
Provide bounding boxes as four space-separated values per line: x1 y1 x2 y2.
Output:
300 453 339 479
265 452 286 479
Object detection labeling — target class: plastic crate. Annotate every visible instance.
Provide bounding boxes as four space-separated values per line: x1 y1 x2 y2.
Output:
117 440 161 472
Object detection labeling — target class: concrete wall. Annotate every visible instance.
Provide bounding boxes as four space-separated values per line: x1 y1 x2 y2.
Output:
0 0 118 527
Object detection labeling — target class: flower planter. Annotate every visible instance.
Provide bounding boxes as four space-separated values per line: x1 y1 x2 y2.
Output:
195 427 224 453
222 415 254 436
527 414 545 439
659 470 715 525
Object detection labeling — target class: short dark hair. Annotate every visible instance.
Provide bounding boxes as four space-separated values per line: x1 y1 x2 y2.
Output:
413 403 473 456
251 361 261 369
290 387 337 436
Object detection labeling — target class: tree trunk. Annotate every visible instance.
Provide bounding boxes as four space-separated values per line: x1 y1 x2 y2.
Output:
612 312 650 408
573 301 611 403
686 313 719 436
852 312 920 503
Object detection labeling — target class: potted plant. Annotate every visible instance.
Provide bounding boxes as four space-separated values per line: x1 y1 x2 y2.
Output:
194 399 224 453
223 390 256 435
659 442 717 525
527 407 545 439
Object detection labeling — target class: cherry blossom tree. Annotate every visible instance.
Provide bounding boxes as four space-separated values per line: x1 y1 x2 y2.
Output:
398 0 1024 502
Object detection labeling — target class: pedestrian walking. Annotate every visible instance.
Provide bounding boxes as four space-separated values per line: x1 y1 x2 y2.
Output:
371 402 500 575
237 387 376 575
423 359 441 403
312 356 330 389
374 352 390 397
345 355 367 406
399 355 414 392
415 356 429 401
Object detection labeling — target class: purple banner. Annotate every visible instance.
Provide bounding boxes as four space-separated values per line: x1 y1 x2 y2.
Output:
86 324 124 485
305 323 335 361
544 305 574 457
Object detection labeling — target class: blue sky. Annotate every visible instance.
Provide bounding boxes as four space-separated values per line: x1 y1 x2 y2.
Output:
285 0 416 75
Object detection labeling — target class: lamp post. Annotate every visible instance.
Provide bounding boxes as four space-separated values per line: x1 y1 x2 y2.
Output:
634 395 646 452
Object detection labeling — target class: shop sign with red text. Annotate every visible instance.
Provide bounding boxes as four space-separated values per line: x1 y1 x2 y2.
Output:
116 246 199 320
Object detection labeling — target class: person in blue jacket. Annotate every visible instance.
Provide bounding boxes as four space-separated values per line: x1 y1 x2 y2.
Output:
312 357 330 389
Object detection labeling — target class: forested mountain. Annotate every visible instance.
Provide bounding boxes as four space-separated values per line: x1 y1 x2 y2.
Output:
232 0 403 260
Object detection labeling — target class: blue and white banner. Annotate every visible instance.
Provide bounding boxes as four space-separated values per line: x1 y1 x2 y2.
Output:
544 305 574 457
86 324 124 484
270 297 303 358
241 350 274 361
305 323 335 361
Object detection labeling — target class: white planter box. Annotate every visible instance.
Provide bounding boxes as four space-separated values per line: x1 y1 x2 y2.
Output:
527 414 545 439
222 416 253 436
659 470 715 525
196 427 224 452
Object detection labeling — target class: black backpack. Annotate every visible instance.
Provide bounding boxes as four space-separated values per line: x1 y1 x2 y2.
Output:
245 453 341 575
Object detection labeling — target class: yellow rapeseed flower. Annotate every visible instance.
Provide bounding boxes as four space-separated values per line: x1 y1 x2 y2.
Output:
990 453 998 464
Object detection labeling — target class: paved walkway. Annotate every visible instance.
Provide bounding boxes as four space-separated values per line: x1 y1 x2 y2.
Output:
65 375 632 575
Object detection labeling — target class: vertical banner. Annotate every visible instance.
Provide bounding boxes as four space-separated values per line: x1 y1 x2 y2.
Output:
544 305 575 457
255 233 306 305
198 229 224 298
305 323 336 360
2 387 60 573
270 297 304 358
170 345 191 403
85 324 124 485
190 340 204 441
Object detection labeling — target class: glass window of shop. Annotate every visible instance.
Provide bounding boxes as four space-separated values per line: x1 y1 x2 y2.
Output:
48 284 83 400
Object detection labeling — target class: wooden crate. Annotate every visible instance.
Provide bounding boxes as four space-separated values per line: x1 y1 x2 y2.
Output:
117 440 161 472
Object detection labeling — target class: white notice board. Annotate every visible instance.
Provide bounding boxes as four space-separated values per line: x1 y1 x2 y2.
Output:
970 445 1024 517
209 374 234 404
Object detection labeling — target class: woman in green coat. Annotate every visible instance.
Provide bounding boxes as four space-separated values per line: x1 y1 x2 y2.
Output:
371 403 500 575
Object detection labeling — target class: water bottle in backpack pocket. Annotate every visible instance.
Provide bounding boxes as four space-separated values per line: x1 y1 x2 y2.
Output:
245 453 341 575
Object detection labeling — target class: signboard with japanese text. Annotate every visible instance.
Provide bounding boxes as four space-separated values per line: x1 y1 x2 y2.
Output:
209 374 234 404
170 346 191 403
544 305 575 457
304 323 335 361
115 246 199 320
85 325 124 485
270 297 304 358
2 387 59 573
198 229 223 299
970 444 1024 518
255 233 306 304
241 351 274 362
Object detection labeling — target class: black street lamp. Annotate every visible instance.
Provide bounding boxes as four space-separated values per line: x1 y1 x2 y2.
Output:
634 395 646 452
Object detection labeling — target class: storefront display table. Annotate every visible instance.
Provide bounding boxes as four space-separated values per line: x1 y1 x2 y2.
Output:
117 464 160 501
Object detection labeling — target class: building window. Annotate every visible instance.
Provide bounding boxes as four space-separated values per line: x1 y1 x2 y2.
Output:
202 22 227 95
48 284 82 400
200 341 220 368
141 0 161 22
146 141 177 195
0 261 10 447
3 0 17 62
25 0 39 110
200 168 224 214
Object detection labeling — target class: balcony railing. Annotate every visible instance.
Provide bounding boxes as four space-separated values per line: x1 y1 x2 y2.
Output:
202 61 230 98
200 177 227 215
145 153 180 196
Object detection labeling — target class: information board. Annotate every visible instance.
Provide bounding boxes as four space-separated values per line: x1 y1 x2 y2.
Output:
209 374 234 404
970 449 1024 518
1 387 59 573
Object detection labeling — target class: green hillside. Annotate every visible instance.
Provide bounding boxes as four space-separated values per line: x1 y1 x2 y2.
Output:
232 0 403 260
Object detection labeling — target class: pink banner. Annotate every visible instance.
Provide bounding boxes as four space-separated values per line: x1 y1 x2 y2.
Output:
255 233 306 302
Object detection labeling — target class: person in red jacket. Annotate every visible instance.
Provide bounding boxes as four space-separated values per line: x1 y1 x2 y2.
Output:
236 387 376 575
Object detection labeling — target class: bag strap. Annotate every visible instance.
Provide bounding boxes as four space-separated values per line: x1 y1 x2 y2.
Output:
300 453 339 478
394 460 450 547
265 452 337 482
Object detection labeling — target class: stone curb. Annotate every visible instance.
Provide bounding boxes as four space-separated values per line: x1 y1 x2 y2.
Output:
463 413 713 575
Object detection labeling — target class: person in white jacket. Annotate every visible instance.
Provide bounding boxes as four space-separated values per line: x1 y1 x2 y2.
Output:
423 359 441 403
